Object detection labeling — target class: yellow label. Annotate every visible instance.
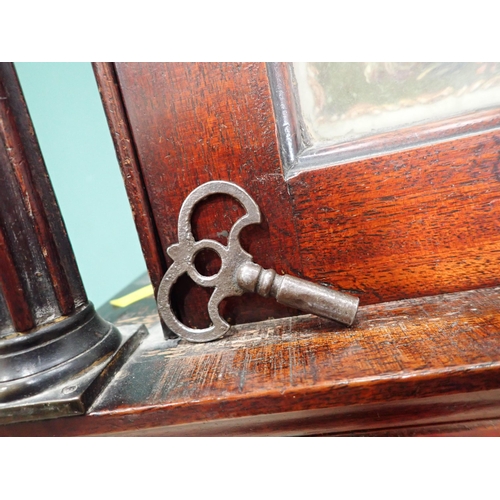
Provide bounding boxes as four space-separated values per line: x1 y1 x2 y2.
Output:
110 284 154 308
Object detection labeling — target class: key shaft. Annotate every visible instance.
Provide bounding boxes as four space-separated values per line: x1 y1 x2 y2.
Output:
236 262 359 326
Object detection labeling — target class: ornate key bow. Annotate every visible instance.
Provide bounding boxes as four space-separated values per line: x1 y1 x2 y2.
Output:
157 181 359 343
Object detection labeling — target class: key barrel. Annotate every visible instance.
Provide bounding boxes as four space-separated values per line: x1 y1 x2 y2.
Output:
236 262 359 326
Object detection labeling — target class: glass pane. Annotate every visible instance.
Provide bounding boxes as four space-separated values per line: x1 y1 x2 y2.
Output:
294 62 500 145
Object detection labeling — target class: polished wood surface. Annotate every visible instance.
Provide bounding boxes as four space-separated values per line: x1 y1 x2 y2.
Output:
1 62 499 435
100 62 500 328
289 128 500 304
101 62 302 326
79 62 500 436
341 417 500 437
2 285 500 436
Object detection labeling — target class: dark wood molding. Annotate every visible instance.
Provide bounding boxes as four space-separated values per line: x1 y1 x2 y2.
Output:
0 63 137 418
2 286 500 436
338 417 500 437
0 63 87 325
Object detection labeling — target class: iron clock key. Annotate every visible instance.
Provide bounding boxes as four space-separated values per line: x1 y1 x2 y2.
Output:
156 181 359 342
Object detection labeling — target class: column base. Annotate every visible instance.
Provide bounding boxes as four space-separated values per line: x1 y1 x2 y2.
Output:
0 305 148 425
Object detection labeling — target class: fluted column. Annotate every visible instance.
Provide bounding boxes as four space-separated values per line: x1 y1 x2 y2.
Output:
0 63 122 406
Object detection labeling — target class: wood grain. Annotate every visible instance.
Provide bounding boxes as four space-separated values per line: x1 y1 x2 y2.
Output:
3 286 500 436
103 62 500 325
111 62 302 325
81 63 500 436
289 129 500 304
338 417 500 436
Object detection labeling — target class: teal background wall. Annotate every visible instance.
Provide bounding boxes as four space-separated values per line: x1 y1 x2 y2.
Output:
14 63 148 308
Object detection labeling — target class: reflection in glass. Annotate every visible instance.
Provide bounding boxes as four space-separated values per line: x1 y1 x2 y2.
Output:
293 62 500 146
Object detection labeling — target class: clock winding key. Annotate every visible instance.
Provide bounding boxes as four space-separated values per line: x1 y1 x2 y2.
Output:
156 180 359 343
